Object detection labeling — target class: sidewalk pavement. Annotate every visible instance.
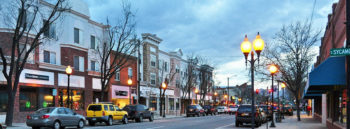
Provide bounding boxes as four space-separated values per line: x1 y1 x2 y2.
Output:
258 112 327 129
154 114 185 120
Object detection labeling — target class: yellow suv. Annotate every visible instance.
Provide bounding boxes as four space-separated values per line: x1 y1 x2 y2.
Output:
86 103 128 126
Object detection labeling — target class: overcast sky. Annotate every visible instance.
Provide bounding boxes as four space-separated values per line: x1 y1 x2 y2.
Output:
84 0 335 88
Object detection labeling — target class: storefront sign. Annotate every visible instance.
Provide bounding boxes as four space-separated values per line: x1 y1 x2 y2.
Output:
52 89 57 96
330 48 350 56
115 90 128 96
25 73 49 81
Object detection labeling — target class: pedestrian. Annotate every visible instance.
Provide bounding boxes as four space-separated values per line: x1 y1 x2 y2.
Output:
307 106 311 116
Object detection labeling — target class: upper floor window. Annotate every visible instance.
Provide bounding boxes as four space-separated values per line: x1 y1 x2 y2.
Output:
19 9 33 30
150 73 156 85
73 56 84 72
90 61 99 71
43 50 56 64
128 67 133 77
150 46 156 53
90 35 96 49
115 70 120 81
19 44 34 63
150 54 156 67
164 62 168 71
74 28 83 44
43 20 56 39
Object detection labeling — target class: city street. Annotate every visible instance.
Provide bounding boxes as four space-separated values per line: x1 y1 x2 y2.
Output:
85 114 238 129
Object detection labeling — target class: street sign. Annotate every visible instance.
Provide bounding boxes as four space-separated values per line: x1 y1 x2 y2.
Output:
330 48 350 56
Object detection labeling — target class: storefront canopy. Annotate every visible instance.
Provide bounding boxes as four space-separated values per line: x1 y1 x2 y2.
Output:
304 56 346 98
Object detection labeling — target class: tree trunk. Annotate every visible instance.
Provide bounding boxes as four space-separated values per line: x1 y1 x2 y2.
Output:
296 97 301 121
101 90 105 102
5 84 14 126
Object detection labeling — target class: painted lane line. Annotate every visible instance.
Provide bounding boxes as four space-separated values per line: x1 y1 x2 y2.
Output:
214 123 234 129
146 126 165 129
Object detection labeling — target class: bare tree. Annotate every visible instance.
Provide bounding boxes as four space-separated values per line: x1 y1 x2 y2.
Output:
97 1 138 101
158 60 176 116
0 0 68 126
261 20 320 121
199 64 214 104
179 55 199 109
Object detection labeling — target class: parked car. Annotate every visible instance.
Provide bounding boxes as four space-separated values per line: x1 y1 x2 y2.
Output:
228 105 238 115
123 104 154 122
259 105 272 120
258 108 268 123
216 106 227 114
283 106 293 116
26 107 85 129
186 105 205 117
203 105 217 115
86 103 128 126
235 104 263 127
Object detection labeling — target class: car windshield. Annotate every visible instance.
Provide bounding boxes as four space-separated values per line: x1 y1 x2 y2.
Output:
203 106 211 109
88 105 102 111
238 106 253 112
217 106 225 109
123 105 136 111
35 108 54 114
188 105 197 109
229 105 236 108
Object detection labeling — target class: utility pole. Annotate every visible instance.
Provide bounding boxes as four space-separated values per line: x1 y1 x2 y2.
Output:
346 0 350 129
227 77 229 107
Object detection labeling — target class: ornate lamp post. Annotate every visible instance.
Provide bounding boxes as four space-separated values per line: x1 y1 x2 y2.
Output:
268 64 278 127
194 88 199 104
281 82 286 119
238 98 242 105
240 32 264 129
127 77 133 104
214 91 218 105
161 78 168 118
65 66 73 109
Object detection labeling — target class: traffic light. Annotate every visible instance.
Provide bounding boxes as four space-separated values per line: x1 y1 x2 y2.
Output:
255 89 260 94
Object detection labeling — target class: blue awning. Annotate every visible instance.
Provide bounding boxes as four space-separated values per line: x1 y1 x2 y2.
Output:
309 56 346 86
304 56 346 99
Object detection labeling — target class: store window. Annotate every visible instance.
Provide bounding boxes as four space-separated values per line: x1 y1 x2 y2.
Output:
0 87 7 112
169 98 174 110
58 89 85 111
19 87 37 111
39 88 54 109
149 97 157 111
176 98 180 110
150 73 156 85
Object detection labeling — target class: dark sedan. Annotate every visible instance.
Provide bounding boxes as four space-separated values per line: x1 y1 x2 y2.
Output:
123 104 154 122
26 107 85 129
186 105 205 117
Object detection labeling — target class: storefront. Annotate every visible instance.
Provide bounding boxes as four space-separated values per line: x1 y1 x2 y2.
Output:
304 56 346 129
111 85 131 108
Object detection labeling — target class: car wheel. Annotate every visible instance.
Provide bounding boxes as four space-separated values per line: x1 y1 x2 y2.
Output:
32 127 40 129
186 114 190 117
122 115 128 124
77 119 84 129
136 115 143 122
149 114 154 122
88 120 95 126
53 121 61 129
235 121 239 127
107 117 113 126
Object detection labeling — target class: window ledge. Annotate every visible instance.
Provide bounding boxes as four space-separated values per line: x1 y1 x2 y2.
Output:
39 62 66 72
88 70 101 77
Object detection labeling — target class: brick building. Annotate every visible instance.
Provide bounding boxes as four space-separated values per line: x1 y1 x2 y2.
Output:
304 0 347 129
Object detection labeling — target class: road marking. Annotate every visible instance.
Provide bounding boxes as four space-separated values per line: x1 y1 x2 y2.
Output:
214 123 234 129
146 126 165 129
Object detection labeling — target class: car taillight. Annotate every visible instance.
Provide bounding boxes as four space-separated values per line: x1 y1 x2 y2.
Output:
235 112 238 116
42 115 50 119
27 115 31 119
102 111 105 116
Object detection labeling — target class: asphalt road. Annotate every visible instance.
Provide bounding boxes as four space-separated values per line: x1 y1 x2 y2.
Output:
83 114 260 129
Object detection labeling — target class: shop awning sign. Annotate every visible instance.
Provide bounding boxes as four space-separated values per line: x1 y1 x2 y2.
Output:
330 48 350 56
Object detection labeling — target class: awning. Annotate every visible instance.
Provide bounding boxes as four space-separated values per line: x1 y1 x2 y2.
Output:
304 56 346 98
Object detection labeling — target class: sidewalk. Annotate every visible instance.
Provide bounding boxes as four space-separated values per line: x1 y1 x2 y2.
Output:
258 112 327 129
154 114 185 120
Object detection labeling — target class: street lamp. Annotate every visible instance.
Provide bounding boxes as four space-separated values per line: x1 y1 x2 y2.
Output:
238 98 242 104
65 66 72 109
127 77 133 104
195 88 199 104
281 82 286 119
161 78 168 118
268 64 278 127
240 32 264 129
214 91 218 105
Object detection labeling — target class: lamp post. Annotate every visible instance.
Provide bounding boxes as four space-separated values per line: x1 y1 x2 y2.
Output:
127 77 133 104
214 91 218 106
240 32 264 129
268 64 278 127
195 88 199 104
238 98 242 105
161 78 168 118
281 82 286 119
65 66 72 109
276 81 281 123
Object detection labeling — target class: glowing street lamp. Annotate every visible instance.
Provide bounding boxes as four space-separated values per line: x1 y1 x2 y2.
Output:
65 66 73 109
127 78 133 85
240 32 264 129
268 64 278 127
281 82 286 119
